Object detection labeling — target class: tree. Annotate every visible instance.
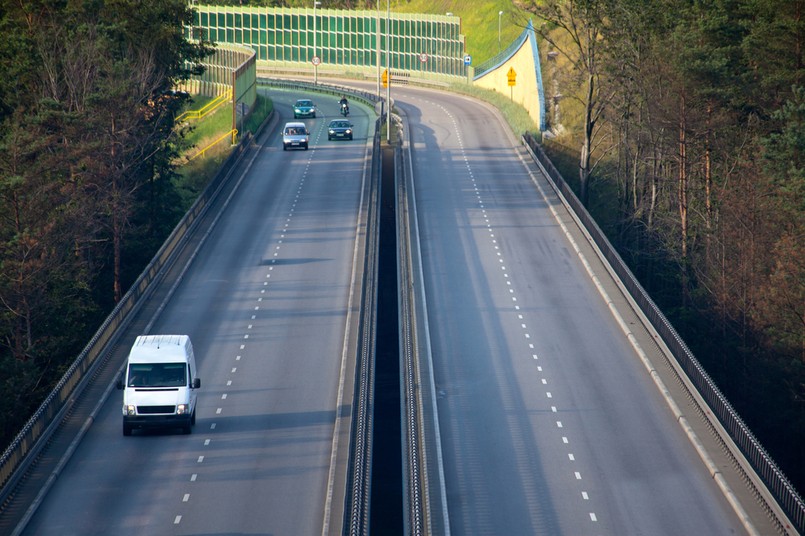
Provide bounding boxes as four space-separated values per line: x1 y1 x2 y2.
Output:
0 0 211 450
758 87 805 362
521 0 611 205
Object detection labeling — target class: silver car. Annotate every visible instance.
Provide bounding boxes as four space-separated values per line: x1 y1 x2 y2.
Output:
282 122 309 151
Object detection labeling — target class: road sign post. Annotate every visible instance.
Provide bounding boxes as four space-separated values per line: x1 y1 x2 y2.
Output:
507 67 517 100
464 54 472 83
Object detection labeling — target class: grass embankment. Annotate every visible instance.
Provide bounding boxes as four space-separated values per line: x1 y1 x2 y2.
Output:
175 93 273 206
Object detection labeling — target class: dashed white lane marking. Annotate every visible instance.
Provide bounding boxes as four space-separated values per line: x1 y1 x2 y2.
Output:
440 99 599 526
176 129 322 529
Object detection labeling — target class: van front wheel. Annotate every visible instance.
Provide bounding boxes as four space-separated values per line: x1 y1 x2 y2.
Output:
123 423 132 436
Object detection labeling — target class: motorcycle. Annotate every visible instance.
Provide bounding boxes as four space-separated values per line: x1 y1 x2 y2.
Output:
340 102 350 116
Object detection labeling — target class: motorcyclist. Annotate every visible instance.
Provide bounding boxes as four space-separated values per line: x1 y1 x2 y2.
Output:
339 95 349 115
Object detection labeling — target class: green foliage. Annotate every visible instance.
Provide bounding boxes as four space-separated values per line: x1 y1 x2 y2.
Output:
0 0 213 453
758 87 805 355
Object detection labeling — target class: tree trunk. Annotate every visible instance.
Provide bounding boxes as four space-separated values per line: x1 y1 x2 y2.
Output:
579 73 594 205
678 95 688 262
111 115 123 303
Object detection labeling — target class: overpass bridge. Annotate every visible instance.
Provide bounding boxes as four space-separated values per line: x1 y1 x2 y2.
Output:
0 5 803 534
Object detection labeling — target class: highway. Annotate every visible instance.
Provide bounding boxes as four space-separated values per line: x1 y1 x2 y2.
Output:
19 90 372 536
12 83 754 536
397 87 744 534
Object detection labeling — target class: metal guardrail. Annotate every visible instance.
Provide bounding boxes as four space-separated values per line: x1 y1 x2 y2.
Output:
396 138 426 536
397 107 452 536
523 132 805 535
344 116 383 536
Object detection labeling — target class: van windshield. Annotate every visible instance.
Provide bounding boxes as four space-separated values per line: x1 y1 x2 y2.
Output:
128 363 187 387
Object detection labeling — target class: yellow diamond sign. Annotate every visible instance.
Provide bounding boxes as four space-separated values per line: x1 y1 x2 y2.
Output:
507 67 517 86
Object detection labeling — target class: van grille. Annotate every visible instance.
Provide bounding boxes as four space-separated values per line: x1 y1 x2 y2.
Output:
137 405 175 414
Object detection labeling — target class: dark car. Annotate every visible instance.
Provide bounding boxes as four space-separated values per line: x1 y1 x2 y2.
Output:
293 99 316 118
327 119 353 141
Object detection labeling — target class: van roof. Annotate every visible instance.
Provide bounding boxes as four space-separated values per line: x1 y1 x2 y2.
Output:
129 335 191 363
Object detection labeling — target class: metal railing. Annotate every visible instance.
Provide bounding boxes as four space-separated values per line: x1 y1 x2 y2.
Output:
344 117 382 536
523 132 804 535
189 129 238 160
176 90 232 122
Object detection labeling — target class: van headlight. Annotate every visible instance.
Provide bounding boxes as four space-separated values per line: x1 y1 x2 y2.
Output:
124 405 136 416
177 404 188 415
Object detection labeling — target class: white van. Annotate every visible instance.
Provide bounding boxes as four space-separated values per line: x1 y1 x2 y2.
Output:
117 335 201 436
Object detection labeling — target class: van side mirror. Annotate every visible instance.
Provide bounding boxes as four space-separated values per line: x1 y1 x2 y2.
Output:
193 378 201 389
116 378 124 390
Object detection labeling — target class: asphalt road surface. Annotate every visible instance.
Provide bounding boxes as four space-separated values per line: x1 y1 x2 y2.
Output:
397 86 743 535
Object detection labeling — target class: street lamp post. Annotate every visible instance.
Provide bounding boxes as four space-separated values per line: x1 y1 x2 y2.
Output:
386 0 391 142
498 10 503 52
376 0 381 97
314 1 321 84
